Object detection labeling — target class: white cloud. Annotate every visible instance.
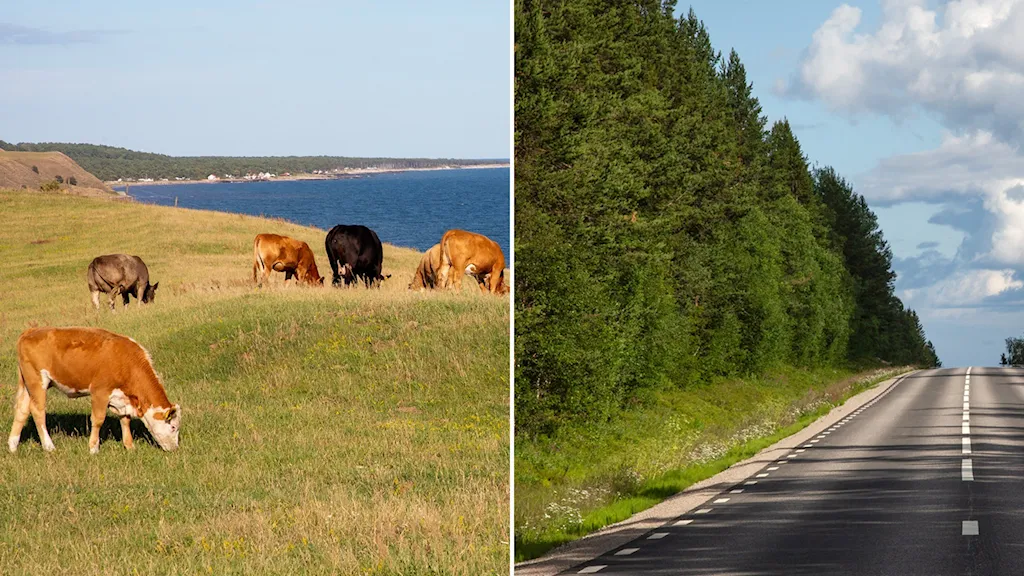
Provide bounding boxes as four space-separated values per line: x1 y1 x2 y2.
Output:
785 0 1024 145
927 268 1023 306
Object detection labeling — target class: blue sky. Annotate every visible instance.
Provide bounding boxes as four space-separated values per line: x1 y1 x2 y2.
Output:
0 1 510 159
687 0 1024 367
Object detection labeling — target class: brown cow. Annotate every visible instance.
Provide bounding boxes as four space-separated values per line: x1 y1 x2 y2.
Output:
252 233 324 286
10 327 181 454
409 243 443 291
87 254 159 310
438 230 507 294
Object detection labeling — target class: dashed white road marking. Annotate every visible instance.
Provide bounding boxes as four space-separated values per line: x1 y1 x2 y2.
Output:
756 473 769 478
713 498 730 504
963 521 979 536
578 565 607 573
615 548 639 556
802 444 814 448
963 437 971 454
962 459 974 481
730 489 744 494
963 413 970 421
675 519 693 526
647 532 668 540
963 423 971 434
796 449 806 453
809 440 819 444
786 454 798 459
695 508 712 514
768 467 779 471
745 480 758 486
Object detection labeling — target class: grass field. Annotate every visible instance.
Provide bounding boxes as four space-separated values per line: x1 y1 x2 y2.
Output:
0 189 509 575
514 365 911 561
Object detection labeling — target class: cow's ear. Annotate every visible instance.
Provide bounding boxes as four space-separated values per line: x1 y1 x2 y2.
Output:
152 282 159 291
319 277 324 285
166 406 178 421
386 274 392 279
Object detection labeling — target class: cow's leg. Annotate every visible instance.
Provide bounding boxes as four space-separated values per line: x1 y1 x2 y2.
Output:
487 271 503 294
90 290 101 310
8 374 31 453
120 416 134 450
26 379 53 451
108 289 118 311
122 290 132 308
477 275 489 293
88 392 111 455
448 258 467 291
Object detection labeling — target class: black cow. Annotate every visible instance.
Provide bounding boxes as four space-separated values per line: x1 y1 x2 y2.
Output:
87 254 159 310
324 225 390 288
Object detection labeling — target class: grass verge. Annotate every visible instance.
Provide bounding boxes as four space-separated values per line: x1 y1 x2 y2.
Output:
0 189 509 575
514 364 912 562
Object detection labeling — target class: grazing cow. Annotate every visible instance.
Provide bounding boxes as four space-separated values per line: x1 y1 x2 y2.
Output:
87 254 159 310
324 224 391 288
409 243 443 291
439 230 507 294
252 233 324 286
10 327 181 454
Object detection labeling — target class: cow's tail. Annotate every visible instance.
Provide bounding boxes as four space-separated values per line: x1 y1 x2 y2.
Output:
253 235 265 283
325 232 340 286
439 231 455 289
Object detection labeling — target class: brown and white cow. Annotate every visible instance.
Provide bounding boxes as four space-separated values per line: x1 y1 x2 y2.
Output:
408 243 443 291
252 233 324 286
438 230 507 294
10 327 181 454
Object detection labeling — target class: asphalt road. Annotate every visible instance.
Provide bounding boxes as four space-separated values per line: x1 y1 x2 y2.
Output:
560 367 1024 575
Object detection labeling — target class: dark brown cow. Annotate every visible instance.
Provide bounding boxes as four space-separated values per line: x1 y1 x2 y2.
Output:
409 243 443 291
439 230 507 294
252 233 324 286
87 254 159 310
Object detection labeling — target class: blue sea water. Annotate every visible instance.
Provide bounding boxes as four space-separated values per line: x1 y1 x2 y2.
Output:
123 168 510 257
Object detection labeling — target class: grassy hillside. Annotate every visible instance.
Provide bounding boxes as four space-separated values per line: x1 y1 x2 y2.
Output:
0 150 111 194
0 189 509 575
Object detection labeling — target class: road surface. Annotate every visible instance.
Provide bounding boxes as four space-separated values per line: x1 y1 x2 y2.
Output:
560 367 1024 575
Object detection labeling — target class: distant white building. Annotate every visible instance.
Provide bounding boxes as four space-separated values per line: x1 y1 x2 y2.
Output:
207 174 218 181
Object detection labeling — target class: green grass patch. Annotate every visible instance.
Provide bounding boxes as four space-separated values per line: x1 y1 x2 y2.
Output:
0 189 509 575
514 365 911 562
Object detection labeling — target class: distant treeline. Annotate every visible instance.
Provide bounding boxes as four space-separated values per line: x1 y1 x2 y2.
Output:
0 141 506 181
515 1 940 434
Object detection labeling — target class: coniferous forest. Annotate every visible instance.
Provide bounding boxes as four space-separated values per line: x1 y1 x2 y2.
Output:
514 0 940 436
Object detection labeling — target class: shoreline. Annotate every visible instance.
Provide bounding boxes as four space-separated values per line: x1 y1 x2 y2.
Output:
107 163 509 188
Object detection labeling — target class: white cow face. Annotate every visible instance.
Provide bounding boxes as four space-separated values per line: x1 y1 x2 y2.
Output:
142 404 181 451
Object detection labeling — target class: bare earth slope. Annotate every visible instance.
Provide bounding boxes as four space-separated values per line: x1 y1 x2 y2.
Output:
0 150 112 195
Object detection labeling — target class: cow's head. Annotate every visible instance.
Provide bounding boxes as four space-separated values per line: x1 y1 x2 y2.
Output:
143 404 181 451
142 282 160 303
304 263 324 286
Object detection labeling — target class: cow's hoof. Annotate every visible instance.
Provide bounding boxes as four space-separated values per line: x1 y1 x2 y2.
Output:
89 445 99 455
7 437 19 453
42 441 55 452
